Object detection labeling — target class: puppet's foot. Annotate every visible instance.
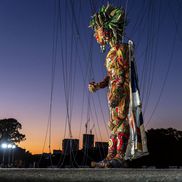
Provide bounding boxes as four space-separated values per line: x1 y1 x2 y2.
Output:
91 153 116 168
108 156 129 168
91 159 112 168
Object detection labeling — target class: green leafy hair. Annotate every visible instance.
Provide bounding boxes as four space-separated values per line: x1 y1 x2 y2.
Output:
89 3 126 44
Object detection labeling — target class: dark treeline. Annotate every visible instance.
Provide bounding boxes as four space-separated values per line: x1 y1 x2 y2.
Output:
133 128 182 168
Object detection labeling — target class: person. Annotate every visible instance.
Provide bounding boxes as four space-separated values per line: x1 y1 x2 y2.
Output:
88 4 148 168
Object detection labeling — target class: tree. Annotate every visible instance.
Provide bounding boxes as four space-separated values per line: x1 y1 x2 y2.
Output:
0 118 26 143
146 128 182 167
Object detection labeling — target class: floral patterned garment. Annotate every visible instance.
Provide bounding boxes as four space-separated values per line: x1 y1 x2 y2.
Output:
96 43 148 159
105 44 130 135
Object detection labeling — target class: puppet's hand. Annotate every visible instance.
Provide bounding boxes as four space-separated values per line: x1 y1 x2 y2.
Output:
88 82 98 93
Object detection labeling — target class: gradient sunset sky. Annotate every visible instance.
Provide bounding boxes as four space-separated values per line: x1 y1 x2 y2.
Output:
0 0 182 154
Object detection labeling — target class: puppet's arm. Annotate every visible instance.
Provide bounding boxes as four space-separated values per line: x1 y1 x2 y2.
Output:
96 75 110 89
88 76 109 93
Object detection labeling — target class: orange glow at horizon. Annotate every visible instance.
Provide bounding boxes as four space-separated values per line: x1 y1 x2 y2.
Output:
19 134 109 155
17 117 109 155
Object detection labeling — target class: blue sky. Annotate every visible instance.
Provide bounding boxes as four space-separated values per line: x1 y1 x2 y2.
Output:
0 0 181 153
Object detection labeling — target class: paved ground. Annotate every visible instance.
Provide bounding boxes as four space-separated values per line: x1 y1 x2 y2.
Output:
0 168 182 182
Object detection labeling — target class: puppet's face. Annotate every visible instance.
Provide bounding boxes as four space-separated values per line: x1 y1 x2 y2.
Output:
94 27 109 46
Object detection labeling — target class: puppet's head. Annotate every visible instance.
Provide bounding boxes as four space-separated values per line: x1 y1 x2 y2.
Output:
89 4 126 52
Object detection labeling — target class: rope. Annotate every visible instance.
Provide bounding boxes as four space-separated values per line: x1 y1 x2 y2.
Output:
145 0 180 128
38 0 59 167
122 0 129 43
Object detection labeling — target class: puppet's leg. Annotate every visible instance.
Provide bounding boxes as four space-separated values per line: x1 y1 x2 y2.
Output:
106 133 117 160
116 93 130 158
108 95 130 167
106 116 118 160
108 122 129 168
115 120 129 159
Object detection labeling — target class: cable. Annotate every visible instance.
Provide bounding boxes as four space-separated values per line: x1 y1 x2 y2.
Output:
145 0 180 128
122 0 129 43
38 0 59 167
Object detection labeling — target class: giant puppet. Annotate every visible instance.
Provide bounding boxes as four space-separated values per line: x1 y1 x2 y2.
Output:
88 4 148 168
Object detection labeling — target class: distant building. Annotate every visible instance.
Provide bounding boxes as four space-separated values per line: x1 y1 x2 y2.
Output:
95 142 108 150
82 134 94 149
62 139 79 155
53 150 62 155
41 153 51 159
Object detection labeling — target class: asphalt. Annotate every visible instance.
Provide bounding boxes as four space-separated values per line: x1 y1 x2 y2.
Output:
0 168 182 182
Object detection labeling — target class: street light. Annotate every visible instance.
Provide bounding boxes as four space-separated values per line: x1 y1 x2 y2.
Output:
1 143 8 166
8 144 12 149
1 143 8 149
1 142 16 167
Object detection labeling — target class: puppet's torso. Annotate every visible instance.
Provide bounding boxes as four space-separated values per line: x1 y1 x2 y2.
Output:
105 44 130 106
